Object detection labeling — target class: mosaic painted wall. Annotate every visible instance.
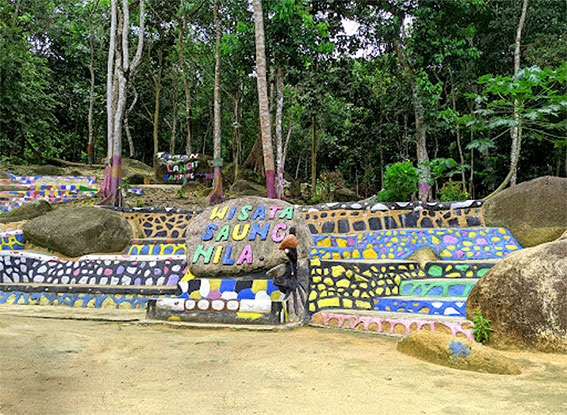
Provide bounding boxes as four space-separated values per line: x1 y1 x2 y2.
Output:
0 252 186 286
311 228 521 261
106 207 197 238
307 258 493 314
311 311 474 340
125 240 186 256
300 200 484 234
0 231 25 250
0 290 173 309
178 277 282 302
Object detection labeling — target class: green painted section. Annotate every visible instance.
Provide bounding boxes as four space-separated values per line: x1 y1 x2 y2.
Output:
428 265 443 277
400 279 477 298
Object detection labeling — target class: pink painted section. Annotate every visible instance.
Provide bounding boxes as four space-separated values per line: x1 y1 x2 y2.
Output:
265 169 277 199
101 165 111 197
209 166 224 204
317 311 475 341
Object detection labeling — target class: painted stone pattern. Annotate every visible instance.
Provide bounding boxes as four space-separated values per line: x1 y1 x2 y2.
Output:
311 311 474 340
0 290 172 309
113 207 197 238
307 259 493 314
0 252 186 287
125 240 186 256
311 228 521 261
154 152 213 184
186 197 311 277
178 277 282 302
0 231 25 250
374 297 467 317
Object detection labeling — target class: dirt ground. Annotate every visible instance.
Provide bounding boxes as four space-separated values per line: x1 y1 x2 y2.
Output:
1 314 566 415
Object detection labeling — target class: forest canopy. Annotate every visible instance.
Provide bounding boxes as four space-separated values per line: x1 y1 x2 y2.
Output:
1 0 566 201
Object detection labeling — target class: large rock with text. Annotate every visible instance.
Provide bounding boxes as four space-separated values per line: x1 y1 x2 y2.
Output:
186 197 311 277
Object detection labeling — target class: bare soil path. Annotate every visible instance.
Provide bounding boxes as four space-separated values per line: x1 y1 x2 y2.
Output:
1 313 566 415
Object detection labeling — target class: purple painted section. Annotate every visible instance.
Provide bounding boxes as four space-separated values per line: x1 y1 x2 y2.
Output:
209 166 224 204
265 169 277 199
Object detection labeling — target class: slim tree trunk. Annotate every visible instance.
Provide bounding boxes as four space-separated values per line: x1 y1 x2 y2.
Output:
282 121 292 174
231 90 241 182
252 0 276 199
210 0 224 204
510 0 529 186
394 33 430 201
106 0 117 160
101 0 145 206
152 51 163 159
275 64 285 199
88 0 101 165
124 87 138 158
450 71 466 183
177 1 193 155
311 115 317 197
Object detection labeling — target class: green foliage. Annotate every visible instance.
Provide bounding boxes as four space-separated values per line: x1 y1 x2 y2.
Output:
377 161 418 202
439 179 469 202
134 197 145 208
471 308 494 344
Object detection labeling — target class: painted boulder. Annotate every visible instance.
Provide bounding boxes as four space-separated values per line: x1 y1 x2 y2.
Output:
466 240 567 353
22 206 133 258
154 152 214 184
186 196 311 277
483 176 567 247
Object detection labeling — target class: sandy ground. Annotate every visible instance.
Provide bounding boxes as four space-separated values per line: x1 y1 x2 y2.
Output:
1 313 566 415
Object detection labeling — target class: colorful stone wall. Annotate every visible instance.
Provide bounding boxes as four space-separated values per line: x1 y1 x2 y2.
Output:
307 259 493 314
311 228 521 261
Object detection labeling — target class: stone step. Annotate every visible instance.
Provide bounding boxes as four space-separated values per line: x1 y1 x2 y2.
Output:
310 308 474 340
399 278 478 297
373 296 467 317
0 283 175 309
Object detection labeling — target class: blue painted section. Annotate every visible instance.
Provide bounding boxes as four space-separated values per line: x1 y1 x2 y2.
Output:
374 297 467 317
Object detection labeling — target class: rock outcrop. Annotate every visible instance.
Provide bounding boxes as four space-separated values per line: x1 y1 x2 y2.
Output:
22 207 132 257
483 176 567 247
186 196 311 277
0 200 53 223
398 331 521 375
466 240 567 353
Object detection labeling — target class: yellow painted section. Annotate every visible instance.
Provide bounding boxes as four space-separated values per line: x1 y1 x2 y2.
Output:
323 277 334 286
181 269 196 282
236 312 263 320
331 265 346 278
189 291 202 299
312 276 322 283
209 279 222 291
101 297 116 308
212 246 223 264
336 238 348 248
439 250 451 258
309 291 318 301
431 236 441 244
343 298 353 308
270 291 281 301
168 316 182 321
506 245 518 250
317 237 332 247
356 300 371 309
362 248 378 259
252 280 267 293
311 258 321 267
317 297 340 308
336 279 350 288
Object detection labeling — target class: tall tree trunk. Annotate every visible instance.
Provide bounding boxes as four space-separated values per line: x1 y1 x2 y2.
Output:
101 0 145 206
252 0 276 199
311 115 317 197
177 0 193 155
450 71 466 183
124 87 138 158
231 89 241 182
106 0 117 161
510 0 529 187
282 121 292 175
151 51 163 160
394 35 430 202
87 0 101 165
210 0 224 204
275 65 285 199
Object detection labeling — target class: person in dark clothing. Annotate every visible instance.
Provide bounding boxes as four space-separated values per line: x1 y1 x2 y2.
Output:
275 227 307 321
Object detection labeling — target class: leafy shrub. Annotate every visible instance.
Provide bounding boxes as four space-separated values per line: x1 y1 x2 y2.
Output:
471 308 494 344
439 179 469 201
377 161 418 202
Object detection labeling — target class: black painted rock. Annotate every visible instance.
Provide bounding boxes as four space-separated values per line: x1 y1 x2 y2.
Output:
398 331 521 375
466 240 567 353
22 207 132 257
186 196 311 277
0 200 53 222
483 176 567 247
